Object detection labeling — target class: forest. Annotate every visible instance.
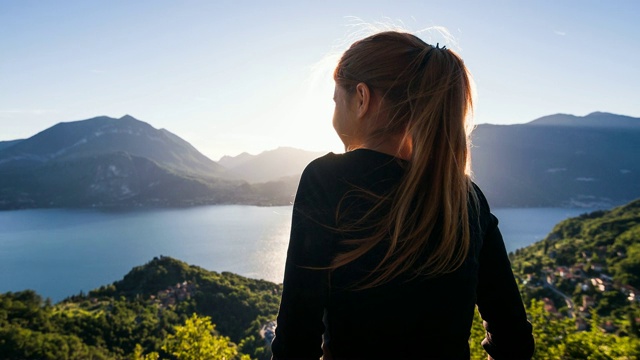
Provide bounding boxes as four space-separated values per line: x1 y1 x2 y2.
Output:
2 199 640 359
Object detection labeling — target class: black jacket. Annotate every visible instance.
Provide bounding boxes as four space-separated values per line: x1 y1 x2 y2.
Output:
272 149 534 359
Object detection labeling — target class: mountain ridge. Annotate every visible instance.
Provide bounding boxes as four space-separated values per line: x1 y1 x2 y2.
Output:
219 146 325 183
0 115 224 177
0 115 297 209
1 111 638 209
214 112 640 208
526 112 640 128
471 112 640 207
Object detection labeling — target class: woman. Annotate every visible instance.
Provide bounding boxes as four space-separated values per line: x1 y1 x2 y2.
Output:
271 31 534 359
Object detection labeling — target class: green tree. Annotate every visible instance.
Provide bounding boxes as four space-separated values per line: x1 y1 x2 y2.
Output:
549 311 640 359
469 308 488 360
131 344 159 360
162 313 249 360
0 324 114 360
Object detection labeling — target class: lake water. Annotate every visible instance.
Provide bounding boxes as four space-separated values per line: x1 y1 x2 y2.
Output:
0 205 599 302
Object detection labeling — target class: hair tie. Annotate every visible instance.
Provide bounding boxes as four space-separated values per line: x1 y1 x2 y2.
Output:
435 43 447 50
417 43 447 71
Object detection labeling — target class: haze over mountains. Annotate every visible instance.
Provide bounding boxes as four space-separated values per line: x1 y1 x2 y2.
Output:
0 112 638 209
218 147 325 183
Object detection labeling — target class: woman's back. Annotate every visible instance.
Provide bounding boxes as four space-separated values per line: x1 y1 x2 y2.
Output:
273 149 533 359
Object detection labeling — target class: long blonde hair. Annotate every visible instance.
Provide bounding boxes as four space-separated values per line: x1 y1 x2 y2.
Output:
332 31 476 288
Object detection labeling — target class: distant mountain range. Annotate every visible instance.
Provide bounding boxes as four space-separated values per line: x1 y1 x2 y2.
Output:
218 147 325 183
220 112 640 208
0 112 638 210
471 112 640 207
0 116 298 209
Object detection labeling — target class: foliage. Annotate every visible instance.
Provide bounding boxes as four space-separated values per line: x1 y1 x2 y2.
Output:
504 198 640 359
0 257 280 359
469 300 640 359
161 314 249 360
0 324 114 360
132 344 160 360
512 199 640 317
468 308 487 359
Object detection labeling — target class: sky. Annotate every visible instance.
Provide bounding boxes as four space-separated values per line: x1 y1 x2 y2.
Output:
1 0 639 160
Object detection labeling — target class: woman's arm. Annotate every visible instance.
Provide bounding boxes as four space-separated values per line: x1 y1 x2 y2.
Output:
476 213 535 359
271 164 332 360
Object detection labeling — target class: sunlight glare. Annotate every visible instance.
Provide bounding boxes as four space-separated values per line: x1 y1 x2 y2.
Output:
277 49 344 155
282 18 467 156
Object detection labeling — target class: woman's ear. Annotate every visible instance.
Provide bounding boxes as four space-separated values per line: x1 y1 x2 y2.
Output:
354 82 370 119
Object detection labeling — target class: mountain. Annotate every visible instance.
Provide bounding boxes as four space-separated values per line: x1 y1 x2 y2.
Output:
92 256 281 344
471 112 640 207
219 147 325 183
0 115 223 177
0 115 290 209
213 147 325 207
218 151 254 168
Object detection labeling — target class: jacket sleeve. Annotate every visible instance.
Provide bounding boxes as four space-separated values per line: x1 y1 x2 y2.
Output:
271 164 332 360
476 211 535 359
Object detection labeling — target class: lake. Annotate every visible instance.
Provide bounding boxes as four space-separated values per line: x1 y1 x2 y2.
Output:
0 205 600 302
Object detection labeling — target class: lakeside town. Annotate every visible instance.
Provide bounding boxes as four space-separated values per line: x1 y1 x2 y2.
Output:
521 250 639 333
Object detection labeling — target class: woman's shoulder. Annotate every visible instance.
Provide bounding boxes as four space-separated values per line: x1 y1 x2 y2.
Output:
303 149 403 178
296 152 348 194
304 151 344 172
299 152 361 190
298 150 404 199
471 181 490 209
470 181 499 231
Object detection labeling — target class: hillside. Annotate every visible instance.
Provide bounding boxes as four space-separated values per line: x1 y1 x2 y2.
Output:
0 256 281 360
511 198 640 337
92 256 281 344
513 199 640 285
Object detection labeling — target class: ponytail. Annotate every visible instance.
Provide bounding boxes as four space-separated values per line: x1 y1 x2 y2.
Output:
332 31 477 288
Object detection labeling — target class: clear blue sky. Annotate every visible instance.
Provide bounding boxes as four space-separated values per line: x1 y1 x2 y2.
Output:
1 0 639 160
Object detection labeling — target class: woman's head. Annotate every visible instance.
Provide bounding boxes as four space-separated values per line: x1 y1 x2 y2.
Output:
330 31 478 286
333 31 474 172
